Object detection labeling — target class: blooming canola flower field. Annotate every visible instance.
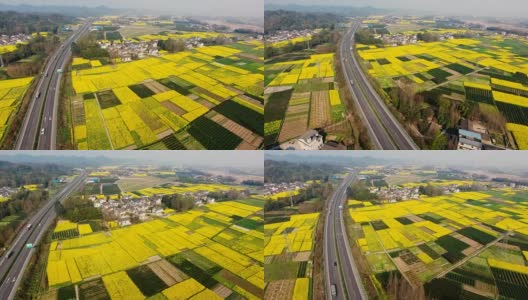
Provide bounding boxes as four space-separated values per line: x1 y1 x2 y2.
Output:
70 41 264 150
0 77 33 142
356 35 528 149
46 200 264 300
265 53 345 145
349 188 528 299
264 213 319 299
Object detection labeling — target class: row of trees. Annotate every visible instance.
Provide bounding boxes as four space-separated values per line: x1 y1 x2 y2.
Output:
162 188 246 212
264 182 333 212
0 11 73 35
264 10 343 34
1 34 61 77
0 189 48 248
158 35 230 54
265 29 341 59
0 161 66 188
264 160 342 183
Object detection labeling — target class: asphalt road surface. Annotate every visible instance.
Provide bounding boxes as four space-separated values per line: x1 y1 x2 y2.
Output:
0 172 87 300
324 173 367 300
16 22 91 150
340 22 418 150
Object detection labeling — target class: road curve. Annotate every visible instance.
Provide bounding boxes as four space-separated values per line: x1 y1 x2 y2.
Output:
0 172 87 300
324 173 367 300
340 22 419 150
16 22 91 150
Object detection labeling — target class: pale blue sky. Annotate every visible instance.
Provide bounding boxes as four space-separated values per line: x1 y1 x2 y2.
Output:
266 151 528 170
6 0 264 18
0 151 264 170
266 0 528 18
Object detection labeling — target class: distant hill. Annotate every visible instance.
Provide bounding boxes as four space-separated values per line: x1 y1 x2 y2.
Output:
0 160 68 187
265 10 344 34
0 10 74 35
0 154 116 167
264 4 392 16
0 3 124 17
264 152 389 167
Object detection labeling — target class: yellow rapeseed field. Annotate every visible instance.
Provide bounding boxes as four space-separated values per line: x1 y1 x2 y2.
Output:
102 271 144 300
46 200 263 299
70 41 263 150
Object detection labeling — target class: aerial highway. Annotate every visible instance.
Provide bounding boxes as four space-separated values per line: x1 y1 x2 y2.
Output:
0 172 87 300
16 21 92 150
324 172 367 300
340 21 419 150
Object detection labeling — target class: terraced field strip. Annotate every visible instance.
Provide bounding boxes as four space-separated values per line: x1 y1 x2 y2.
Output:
210 113 263 147
143 80 169 94
309 90 331 128
148 259 187 286
264 279 295 299
277 92 310 142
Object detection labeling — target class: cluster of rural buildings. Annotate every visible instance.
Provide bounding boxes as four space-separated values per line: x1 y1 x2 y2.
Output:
377 30 471 46
0 33 31 47
370 185 421 202
99 40 160 62
279 130 346 150
265 29 315 45
88 190 217 226
448 120 507 150
264 181 309 197
90 195 164 226
0 186 18 199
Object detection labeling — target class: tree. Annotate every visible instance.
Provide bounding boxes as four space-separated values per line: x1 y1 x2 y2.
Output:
159 38 185 53
431 130 448 150
264 46 276 59
161 194 194 212
395 80 422 123
417 32 439 42
354 29 381 45
347 181 377 201
60 196 102 222
73 35 109 59
419 184 444 197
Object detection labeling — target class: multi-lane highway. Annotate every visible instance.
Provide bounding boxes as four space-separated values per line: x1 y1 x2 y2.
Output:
340 22 419 150
0 172 87 300
16 22 92 150
324 172 367 300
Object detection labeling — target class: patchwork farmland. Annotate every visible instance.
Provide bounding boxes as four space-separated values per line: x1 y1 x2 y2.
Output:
44 200 264 300
264 53 346 146
356 34 528 149
264 213 319 300
68 41 264 150
348 188 528 299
